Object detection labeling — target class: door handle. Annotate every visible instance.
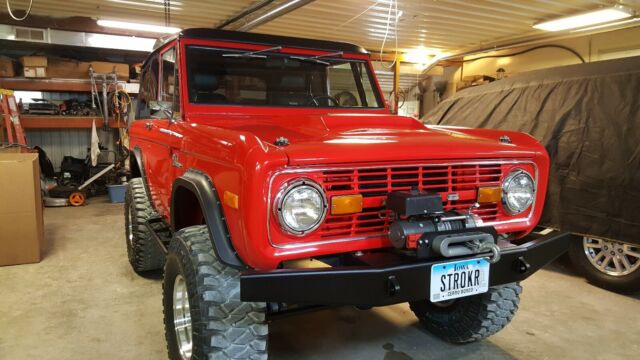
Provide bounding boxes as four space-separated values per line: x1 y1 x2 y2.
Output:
171 153 183 168
144 122 153 130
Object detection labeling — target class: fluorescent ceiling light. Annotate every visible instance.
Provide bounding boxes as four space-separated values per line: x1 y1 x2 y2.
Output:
573 17 640 32
97 20 181 34
403 47 444 65
533 6 634 31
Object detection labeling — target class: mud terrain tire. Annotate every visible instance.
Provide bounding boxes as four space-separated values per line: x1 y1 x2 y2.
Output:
163 225 268 359
124 177 165 272
410 283 522 343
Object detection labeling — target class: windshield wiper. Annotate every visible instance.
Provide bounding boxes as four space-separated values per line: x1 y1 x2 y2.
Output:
222 46 282 59
291 51 344 65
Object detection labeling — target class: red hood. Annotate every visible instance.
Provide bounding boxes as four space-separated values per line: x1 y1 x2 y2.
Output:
192 113 544 165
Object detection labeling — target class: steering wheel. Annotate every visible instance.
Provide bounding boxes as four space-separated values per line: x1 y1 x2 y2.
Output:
311 95 340 107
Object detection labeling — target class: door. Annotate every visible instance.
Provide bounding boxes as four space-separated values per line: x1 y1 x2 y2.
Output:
132 44 184 217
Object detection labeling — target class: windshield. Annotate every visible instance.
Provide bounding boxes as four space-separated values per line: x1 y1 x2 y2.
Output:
185 46 383 108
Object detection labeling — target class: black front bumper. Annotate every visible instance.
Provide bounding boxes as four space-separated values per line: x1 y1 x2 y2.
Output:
240 231 570 307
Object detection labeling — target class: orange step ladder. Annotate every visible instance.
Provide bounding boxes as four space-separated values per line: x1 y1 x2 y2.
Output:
1 90 27 146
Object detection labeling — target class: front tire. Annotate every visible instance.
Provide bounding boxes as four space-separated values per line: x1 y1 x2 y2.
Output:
163 225 268 360
124 178 165 273
568 235 640 294
410 283 521 343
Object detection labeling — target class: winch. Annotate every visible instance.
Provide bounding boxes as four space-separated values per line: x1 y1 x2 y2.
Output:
387 190 501 263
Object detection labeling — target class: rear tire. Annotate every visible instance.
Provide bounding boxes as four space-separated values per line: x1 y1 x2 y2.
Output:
163 225 268 360
568 235 640 294
410 283 521 343
124 178 165 273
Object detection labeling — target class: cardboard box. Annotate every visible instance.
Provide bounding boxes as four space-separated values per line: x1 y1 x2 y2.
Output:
0 150 45 266
21 56 48 67
47 58 91 79
0 56 16 77
23 67 47 78
90 61 130 81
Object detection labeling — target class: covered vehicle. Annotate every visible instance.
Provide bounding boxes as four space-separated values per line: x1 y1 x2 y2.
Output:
425 56 640 293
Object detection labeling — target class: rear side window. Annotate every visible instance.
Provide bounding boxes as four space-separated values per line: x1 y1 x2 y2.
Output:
137 56 159 119
161 47 180 113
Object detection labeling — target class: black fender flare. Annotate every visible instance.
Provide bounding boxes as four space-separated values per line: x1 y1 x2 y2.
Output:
171 169 245 269
130 146 154 197
130 146 146 179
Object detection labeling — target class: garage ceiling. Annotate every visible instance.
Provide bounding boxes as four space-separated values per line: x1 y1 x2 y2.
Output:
5 0 635 56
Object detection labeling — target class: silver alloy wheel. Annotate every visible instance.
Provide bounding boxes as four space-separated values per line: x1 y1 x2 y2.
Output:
583 237 640 276
173 274 192 360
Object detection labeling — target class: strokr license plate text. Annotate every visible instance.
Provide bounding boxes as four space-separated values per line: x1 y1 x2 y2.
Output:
430 258 490 302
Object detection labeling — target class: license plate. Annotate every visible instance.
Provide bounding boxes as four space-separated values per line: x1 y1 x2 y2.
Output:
430 258 490 302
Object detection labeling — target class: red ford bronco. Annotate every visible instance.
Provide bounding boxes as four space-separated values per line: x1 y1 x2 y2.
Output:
125 29 570 359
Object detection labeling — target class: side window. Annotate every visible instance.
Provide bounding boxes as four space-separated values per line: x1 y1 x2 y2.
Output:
356 62 379 107
328 63 362 107
161 47 180 115
137 55 159 119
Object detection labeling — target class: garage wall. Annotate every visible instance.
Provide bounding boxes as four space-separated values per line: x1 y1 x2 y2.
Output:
446 26 640 96
26 128 117 171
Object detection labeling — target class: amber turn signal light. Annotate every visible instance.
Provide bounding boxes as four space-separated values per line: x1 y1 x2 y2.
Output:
331 195 363 215
223 191 239 209
477 187 501 204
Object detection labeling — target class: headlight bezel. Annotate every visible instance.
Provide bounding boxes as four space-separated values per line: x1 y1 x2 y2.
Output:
501 169 536 215
274 178 328 236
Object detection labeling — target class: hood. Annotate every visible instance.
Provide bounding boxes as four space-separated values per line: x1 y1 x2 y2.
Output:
198 113 543 166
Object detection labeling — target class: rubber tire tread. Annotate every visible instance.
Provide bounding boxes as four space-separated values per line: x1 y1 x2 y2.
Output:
568 237 640 294
124 177 165 272
410 283 522 343
163 225 268 360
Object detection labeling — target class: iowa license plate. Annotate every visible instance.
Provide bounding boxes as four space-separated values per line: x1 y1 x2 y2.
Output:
430 258 490 302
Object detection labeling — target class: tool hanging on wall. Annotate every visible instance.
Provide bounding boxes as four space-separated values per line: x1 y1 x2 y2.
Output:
89 66 119 131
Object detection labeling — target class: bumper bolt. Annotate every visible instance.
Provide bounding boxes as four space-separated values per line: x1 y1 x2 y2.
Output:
387 275 400 297
513 256 531 274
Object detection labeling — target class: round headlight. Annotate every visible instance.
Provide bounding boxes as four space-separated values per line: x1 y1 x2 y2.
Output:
502 170 535 215
276 179 327 235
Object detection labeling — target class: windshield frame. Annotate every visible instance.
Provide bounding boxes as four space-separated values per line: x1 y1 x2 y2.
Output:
179 38 387 113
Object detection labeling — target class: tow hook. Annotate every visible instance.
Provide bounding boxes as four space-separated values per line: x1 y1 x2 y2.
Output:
465 239 501 264
481 242 501 264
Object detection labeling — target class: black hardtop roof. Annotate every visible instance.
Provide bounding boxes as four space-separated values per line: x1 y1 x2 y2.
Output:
154 28 368 55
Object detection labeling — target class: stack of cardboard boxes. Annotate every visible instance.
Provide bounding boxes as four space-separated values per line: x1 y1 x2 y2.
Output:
0 148 45 266
6 56 130 80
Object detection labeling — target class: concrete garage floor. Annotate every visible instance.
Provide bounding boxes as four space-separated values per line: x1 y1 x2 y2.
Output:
1 197 638 360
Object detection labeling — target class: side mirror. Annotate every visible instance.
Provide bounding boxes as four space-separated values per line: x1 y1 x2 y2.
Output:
149 100 174 120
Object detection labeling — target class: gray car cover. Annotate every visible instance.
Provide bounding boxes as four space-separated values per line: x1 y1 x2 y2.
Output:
424 56 640 245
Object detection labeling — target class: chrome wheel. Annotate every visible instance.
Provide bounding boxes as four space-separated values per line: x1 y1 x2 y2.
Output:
583 237 640 276
173 275 192 360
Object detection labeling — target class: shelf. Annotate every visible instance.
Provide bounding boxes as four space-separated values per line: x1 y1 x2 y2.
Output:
0 77 139 94
20 115 127 129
